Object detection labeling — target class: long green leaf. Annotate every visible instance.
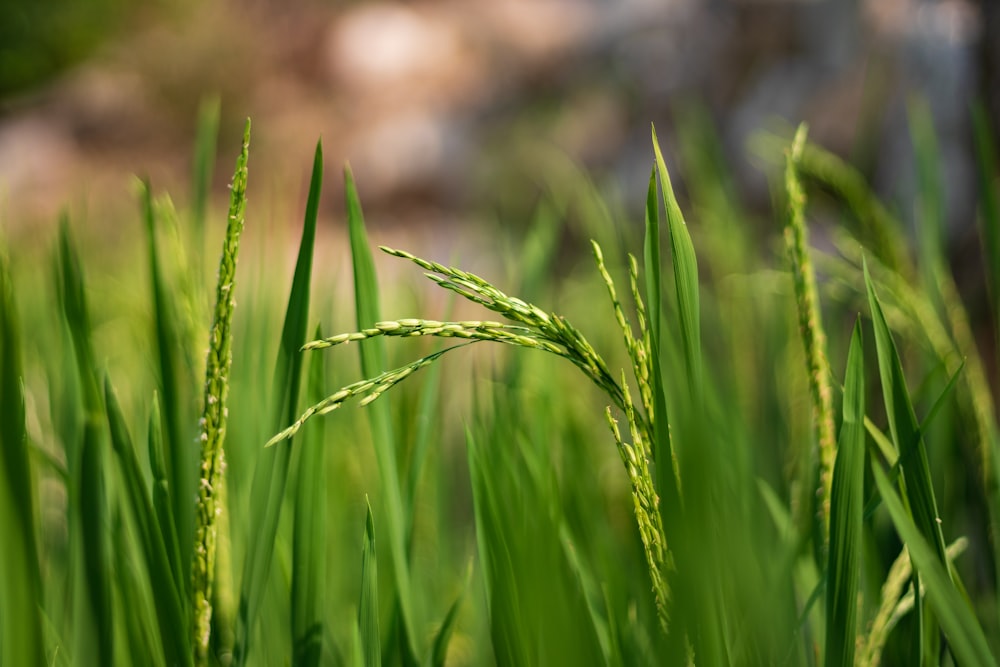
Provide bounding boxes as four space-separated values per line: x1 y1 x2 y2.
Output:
825 320 865 667
431 562 472 667
143 180 196 602
558 526 616 666
865 260 947 664
861 359 966 522
58 219 115 665
233 137 321 665
465 426 529 666
148 395 185 611
873 465 997 667
292 324 329 667
642 163 681 582
78 417 114 665
652 124 701 399
0 245 44 667
344 164 418 661
865 262 947 561
105 378 190 666
653 123 706 659
359 497 381 667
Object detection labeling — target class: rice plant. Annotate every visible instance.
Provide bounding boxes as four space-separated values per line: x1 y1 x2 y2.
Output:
268 123 1000 664
2 102 1000 666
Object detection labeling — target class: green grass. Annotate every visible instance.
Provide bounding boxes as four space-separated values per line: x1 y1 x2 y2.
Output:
2 103 1000 666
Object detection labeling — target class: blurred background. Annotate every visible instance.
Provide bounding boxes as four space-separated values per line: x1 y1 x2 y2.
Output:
1 0 996 256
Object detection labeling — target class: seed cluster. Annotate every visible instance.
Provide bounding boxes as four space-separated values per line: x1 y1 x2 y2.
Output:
268 242 673 634
191 119 250 666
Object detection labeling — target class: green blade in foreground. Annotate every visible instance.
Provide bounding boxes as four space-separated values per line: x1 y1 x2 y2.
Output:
653 124 703 656
292 324 329 667
651 124 701 400
825 320 865 667
105 379 190 667
431 562 472 667
465 426 529 667
872 464 997 667
142 180 195 599
865 261 947 663
233 138 321 665
360 497 381 667
0 248 44 667
642 163 681 594
58 220 115 665
148 395 185 611
344 164 418 661
865 262 947 563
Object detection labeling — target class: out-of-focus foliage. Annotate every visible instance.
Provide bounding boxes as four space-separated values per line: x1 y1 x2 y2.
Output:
0 0 130 97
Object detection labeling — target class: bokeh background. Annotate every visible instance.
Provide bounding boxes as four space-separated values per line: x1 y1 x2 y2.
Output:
1 0 997 253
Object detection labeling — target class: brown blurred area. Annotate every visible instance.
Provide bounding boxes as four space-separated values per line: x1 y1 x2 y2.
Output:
0 0 995 249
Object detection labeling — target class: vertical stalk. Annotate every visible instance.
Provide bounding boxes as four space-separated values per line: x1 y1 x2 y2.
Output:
784 124 837 542
191 119 250 665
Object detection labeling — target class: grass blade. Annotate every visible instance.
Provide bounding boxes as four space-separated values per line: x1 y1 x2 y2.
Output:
143 179 196 600
57 218 100 412
431 562 471 667
465 426 529 666
0 246 45 667
57 219 115 665
825 320 865 667
651 124 701 399
292 324 329 667
359 497 381 667
865 260 948 663
920 358 965 435
78 417 114 665
344 164 418 661
403 344 445 524
148 395 185 611
872 464 997 667
653 123 704 656
192 118 250 665
105 378 190 666
233 138 321 665
466 401 606 666
346 164 389 379
784 124 837 539
865 262 948 562
558 526 617 666
642 163 681 612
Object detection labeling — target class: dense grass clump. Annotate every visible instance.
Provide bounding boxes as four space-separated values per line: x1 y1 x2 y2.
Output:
2 105 1000 666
